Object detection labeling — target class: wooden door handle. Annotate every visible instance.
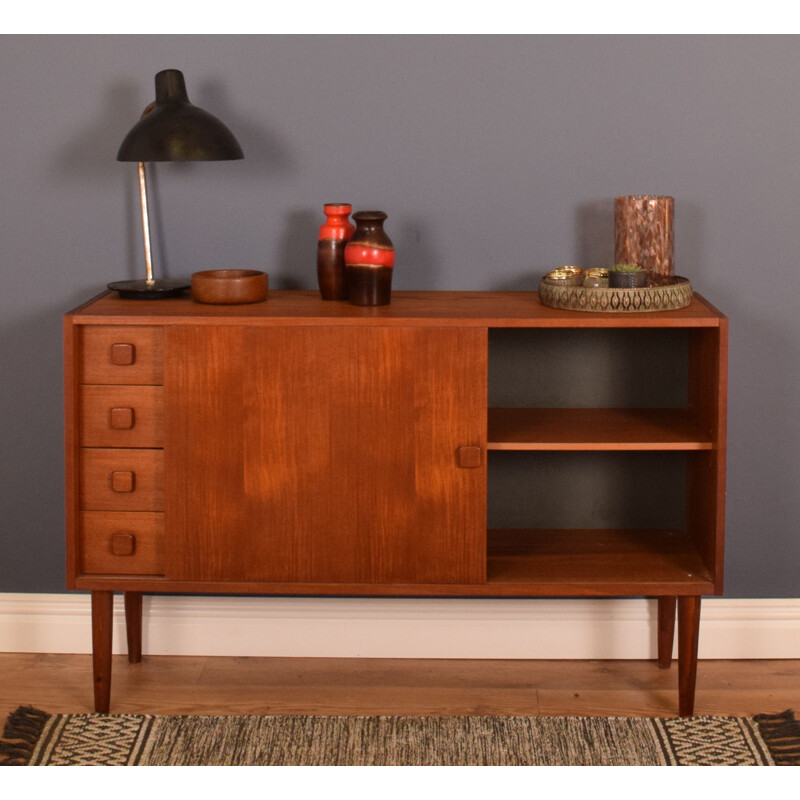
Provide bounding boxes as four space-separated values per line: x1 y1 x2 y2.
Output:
110 343 136 366
457 446 482 468
109 407 135 430
110 471 135 493
110 533 136 556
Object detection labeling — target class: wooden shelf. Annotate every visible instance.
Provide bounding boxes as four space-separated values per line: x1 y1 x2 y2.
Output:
487 529 714 593
487 408 713 451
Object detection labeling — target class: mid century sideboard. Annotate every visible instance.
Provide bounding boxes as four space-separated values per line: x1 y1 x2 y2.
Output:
64 290 727 715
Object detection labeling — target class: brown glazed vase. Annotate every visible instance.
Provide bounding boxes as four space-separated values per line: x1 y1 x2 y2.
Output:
317 203 355 300
614 195 674 282
344 211 395 306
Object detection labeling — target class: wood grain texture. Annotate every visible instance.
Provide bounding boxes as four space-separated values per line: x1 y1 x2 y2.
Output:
164 325 487 585
79 511 164 575
71 575 716 597
79 386 163 448
124 592 143 663
79 325 164 384
678 596 702 716
487 530 713 594
91 591 113 714
4 654 798 719
80 449 164 512
657 596 676 669
67 291 726 329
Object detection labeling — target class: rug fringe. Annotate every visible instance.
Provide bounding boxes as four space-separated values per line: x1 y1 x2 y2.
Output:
754 710 800 766
0 706 51 766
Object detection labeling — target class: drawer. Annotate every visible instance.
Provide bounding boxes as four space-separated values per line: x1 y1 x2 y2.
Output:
80 511 164 575
80 386 163 448
80 448 164 511
80 326 164 385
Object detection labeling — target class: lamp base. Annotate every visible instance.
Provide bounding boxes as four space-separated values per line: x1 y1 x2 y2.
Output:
107 279 189 299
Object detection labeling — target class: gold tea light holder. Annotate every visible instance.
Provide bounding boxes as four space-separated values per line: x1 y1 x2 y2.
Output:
539 268 692 313
543 266 584 287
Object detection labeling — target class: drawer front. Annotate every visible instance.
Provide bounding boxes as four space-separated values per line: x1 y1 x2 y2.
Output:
80 449 164 511
80 326 164 385
80 386 163 448
80 511 164 575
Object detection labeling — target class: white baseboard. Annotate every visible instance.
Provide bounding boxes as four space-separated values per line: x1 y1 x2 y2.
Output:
1 593 798 659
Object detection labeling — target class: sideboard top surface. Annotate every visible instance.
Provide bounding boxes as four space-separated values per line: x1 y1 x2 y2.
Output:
66 290 726 328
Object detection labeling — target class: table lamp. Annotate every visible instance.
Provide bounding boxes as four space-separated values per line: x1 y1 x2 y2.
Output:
110 69 244 299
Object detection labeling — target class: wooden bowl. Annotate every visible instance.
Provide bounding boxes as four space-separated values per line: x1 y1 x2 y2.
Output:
191 270 269 304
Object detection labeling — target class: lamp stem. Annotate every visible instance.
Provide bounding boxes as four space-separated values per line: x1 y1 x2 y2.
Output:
136 161 155 286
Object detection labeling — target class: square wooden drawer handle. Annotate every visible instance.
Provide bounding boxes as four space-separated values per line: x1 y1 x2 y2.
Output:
110 471 135 493
110 533 136 556
109 407 135 430
457 446 482 468
110 343 136 366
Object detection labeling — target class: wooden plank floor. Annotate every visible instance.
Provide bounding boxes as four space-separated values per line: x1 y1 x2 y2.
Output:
2 654 799 721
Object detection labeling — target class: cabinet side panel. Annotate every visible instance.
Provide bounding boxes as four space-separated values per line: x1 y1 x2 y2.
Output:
64 318 81 588
687 323 728 592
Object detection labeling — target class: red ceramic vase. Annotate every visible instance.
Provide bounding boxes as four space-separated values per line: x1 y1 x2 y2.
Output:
344 211 395 306
317 203 355 300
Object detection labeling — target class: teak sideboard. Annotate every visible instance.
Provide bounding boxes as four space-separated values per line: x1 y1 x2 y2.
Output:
64 290 728 715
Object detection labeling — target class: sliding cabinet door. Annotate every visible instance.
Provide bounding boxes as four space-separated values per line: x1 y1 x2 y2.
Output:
164 325 486 585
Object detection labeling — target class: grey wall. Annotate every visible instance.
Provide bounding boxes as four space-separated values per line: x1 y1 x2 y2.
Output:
1 35 797 597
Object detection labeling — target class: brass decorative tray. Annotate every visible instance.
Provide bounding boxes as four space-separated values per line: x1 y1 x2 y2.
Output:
538 276 692 313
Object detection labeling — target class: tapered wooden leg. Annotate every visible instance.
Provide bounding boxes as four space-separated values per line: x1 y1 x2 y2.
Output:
124 592 143 664
677 595 701 717
657 596 677 669
91 591 114 714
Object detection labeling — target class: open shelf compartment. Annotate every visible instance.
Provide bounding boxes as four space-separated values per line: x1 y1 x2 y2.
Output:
486 528 714 594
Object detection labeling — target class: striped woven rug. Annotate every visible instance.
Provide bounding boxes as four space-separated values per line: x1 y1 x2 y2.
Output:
2 707 798 766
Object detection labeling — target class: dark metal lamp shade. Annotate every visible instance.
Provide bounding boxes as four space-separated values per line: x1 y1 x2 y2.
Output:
109 69 244 299
117 69 243 162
